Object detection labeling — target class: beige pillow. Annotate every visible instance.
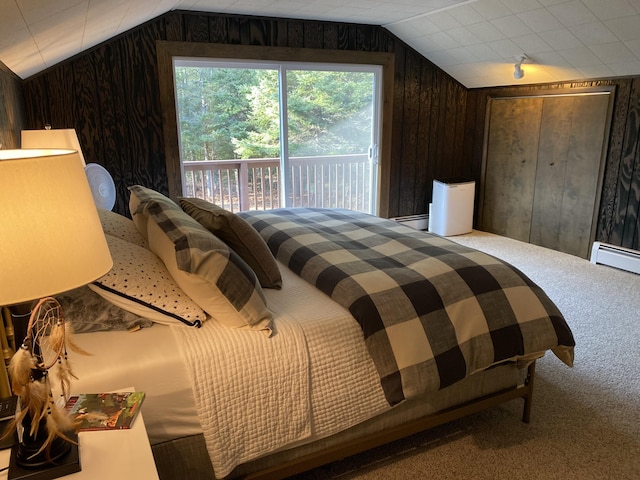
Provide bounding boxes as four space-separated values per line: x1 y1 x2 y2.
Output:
97 208 148 248
128 186 272 334
90 234 207 327
179 197 282 289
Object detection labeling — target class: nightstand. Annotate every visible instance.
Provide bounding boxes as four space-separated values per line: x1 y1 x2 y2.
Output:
0 410 159 479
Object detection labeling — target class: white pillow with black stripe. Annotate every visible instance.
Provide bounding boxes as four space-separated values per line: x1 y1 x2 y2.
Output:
89 233 206 327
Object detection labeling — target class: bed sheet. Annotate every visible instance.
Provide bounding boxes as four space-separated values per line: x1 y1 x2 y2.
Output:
69 324 202 444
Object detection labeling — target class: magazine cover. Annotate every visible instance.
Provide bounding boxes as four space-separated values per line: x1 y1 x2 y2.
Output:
66 391 145 431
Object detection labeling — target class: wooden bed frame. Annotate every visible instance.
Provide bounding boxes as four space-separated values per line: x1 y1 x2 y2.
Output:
152 361 536 480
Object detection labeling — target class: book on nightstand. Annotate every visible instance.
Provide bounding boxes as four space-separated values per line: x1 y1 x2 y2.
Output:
66 391 145 431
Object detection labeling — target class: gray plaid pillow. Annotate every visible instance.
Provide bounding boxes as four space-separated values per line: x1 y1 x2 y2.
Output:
128 186 272 335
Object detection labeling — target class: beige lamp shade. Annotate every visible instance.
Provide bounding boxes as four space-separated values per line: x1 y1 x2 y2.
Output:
0 149 113 305
21 128 86 166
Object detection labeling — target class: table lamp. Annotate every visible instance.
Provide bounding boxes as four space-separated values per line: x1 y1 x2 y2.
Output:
0 148 113 479
21 128 86 166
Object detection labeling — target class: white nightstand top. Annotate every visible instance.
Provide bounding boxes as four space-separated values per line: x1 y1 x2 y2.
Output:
0 391 158 480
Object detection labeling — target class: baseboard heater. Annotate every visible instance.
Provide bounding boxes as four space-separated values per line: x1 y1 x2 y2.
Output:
590 242 640 275
392 214 429 231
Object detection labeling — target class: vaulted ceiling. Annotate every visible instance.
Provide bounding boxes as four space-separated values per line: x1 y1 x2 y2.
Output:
1 0 640 88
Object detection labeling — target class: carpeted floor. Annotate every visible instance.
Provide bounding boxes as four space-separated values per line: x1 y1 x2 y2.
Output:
292 230 640 480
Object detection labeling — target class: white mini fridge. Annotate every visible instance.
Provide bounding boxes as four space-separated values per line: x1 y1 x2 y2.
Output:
429 177 475 236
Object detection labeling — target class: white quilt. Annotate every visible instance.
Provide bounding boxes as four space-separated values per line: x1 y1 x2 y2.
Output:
171 264 389 478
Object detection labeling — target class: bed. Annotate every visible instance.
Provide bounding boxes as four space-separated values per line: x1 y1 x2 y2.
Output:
58 185 574 479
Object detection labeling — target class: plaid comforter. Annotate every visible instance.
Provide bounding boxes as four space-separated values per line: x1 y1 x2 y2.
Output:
239 208 575 405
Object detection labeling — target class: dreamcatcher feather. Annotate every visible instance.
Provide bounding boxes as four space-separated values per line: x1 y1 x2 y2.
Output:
3 297 89 457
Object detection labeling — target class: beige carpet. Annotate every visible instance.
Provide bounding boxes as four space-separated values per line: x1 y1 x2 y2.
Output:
293 230 640 480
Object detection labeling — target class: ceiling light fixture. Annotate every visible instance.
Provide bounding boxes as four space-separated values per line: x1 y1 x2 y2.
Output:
514 54 528 80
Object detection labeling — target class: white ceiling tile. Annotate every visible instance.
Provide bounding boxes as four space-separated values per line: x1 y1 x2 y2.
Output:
426 11 463 30
444 46 479 64
407 17 444 36
421 31 462 51
0 1 26 35
590 42 637 64
582 0 637 21
558 45 603 67
605 15 640 42
625 39 640 60
609 59 640 75
465 21 505 42
471 0 513 21
491 15 534 37
577 64 615 79
447 26 483 46
0 20 42 77
569 22 618 46
511 33 553 53
466 43 503 61
386 21 436 41
426 48 469 66
517 8 564 32
446 4 486 25
446 61 487 78
501 0 543 14
531 50 574 68
17 0 87 26
547 1 599 27
539 28 583 50
537 0 570 5
486 38 523 57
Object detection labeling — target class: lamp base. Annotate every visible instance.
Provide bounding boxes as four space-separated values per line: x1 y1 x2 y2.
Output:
8 433 80 480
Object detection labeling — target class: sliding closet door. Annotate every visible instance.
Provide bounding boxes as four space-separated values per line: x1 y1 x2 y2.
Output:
481 90 612 258
482 97 542 243
530 94 610 257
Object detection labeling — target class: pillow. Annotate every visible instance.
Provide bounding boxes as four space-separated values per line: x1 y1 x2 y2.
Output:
178 197 282 289
128 185 272 334
57 286 153 333
97 208 148 248
89 233 207 327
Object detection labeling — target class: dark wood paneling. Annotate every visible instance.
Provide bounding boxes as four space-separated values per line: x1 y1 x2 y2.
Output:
616 79 640 248
0 61 25 148
19 10 636 248
21 11 466 220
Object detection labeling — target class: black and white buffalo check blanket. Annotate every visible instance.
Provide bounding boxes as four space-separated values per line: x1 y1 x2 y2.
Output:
239 208 575 406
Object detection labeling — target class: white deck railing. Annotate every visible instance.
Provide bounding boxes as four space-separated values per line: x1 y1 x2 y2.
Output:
183 154 370 213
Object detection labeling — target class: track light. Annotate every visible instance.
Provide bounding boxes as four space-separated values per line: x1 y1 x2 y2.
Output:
514 54 528 80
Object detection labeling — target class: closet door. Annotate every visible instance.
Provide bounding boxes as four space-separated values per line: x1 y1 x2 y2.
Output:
481 91 612 258
482 97 542 243
530 94 610 257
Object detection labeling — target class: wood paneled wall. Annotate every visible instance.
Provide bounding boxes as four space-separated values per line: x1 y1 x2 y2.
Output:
21 11 467 218
0 61 25 149
17 10 640 250
466 79 640 251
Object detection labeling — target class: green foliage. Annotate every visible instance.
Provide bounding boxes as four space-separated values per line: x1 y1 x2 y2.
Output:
175 65 374 161
175 67 259 161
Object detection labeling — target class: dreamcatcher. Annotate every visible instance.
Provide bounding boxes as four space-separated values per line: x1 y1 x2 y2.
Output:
7 297 88 462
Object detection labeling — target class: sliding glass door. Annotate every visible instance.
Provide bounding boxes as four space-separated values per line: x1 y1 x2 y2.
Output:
173 58 382 214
